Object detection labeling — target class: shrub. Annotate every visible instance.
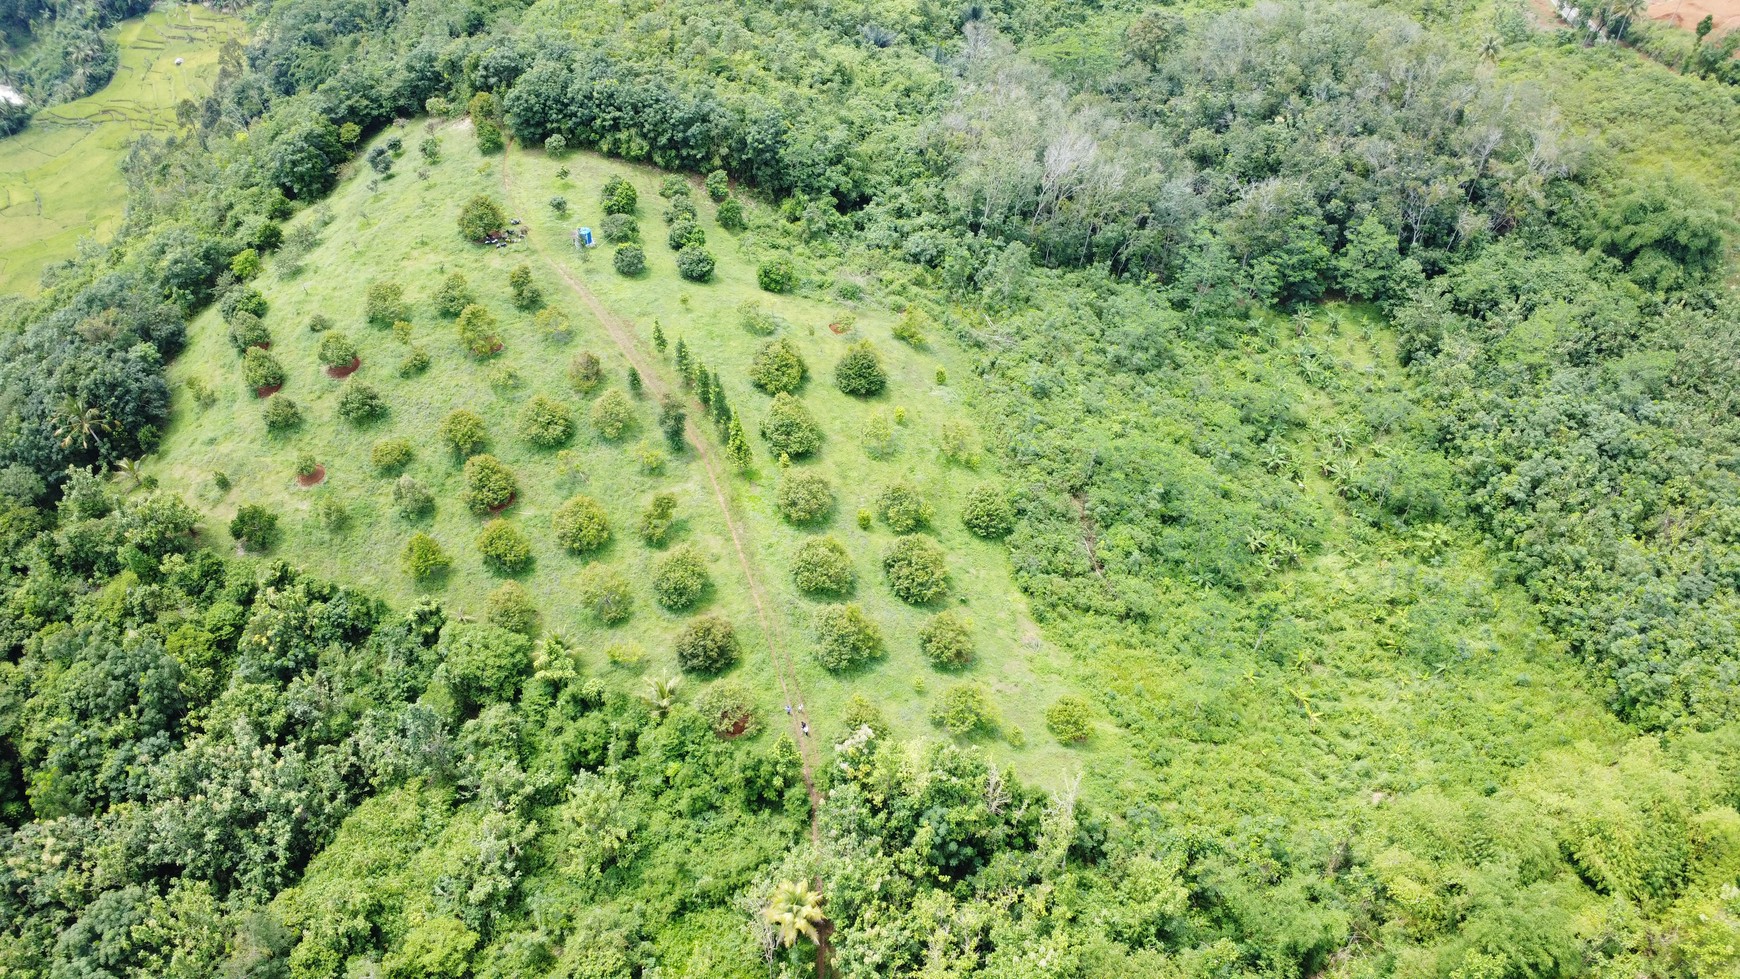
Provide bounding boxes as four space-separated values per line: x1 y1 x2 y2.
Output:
663 200 698 228
311 494 348 531
600 176 637 216
760 393 821 458
508 264 541 310
1044 696 1093 743
549 195 567 215
231 248 262 280
517 395 574 448
365 281 408 327
862 411 897 459
456 304 501 357
667 220 706 251
883 535 948 604
393 476 435 519
307 313 334 333
439 410 488 458
675 615 738 674
638 492 677 546
476 519 532 574
792 536 854 596
402 532 450 580
475 120 503 154
371 438 414 475
434 273 474 317
590 389 635 441
842 693 888 736
545 133 567 156
220 287 267 322
486 581 540 636
932 683 995 736
568 352 604 393
552 494 611 554
659 399 687 453
962 484 1016 539
398 347 431 378
294 452 320 479
715 196 746 232
458 195 506 242
939 421 980 467
694 680 758 737
675 246 715 282
758 259 797 294
652 545 710 610
318 332 359 369
227 311 271 352
659 174 690 199
463 454 518 514
263 397 302 432
919 610 974 669
877 481 933 533
835 341 887 397
601 214 639 244
704 169 730 201
229 504 279 552
738 303 781 336
749 338 807 395
776 472 835 525
812 603 883 671
892 307 930 347
336 384 388 423
536 307 572 343
579 565 633 625
613 244 646 276
242 348 285 390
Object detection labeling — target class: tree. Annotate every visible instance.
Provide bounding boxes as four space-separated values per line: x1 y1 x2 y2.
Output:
638 492 677 546
892 306 930 347
653 545 710 610
675 615 738 674
602 214 640 243
749 338 807 394
242 348 286 391
463 455 518 514
883 535 948 604
434 273 474 317
458 195 507 242
545 133 568 156
876 481 932 532
486 581 540 636
659 398 687 452
517 395 574 448
613 245 646 276
792 536 855 596
579 564 633 625
440 409 488 458
760 393 821 458
675 246 716 282
725 413 753 471
476 519 532 573
537 307 573 343
568 352 604 393
318 332 359 369
834 341 887 396
758 259 797 293
475 120 504 154
705 169 730 201
552 494 611 553
1335 214 1408 302
716 197 745 232
336 385 388 423
932 683 994 736
813 602 883 670
394 476 435 519
919 610 974 668
590 389 635 441
227 312 271 352
777 471 835 525
508 265 542 310
457 304 501 357
365 281 408 326
231 248 262 281
229 504 279 552
1045 696 1093 743
402 532 451 580
53 399 112 451
440 623 533 711
263 397 302 432
667 220 706 251
764 882 825 948
601 176 638 216
962 484 1015 538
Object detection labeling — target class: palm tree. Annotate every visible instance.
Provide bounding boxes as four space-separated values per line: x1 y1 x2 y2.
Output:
763 881 825 948
111 458 143 488
641 675 681 718
53 398 111 451
1479 34 1502 61
1613 0 1646 38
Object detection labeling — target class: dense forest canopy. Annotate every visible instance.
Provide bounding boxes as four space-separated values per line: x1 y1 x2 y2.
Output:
2 0 1740 975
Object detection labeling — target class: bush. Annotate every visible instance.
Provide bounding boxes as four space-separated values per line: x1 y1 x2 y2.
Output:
590 389 635 441
318 332 359 369
932 683 995 736
738 303 782 336
440 410 488 458
601 213 640 244
877 481 933 533
229 504 279 552
675 246 715 282
549 195 567 215
486 581 540 636
545 133 568 156
716 197 745 232
705 169 730 201
792 536 854 596
835 341 888 397
601 176 637 216
777 472 835 525
758 259 797 294
760 393 821 458
402 532 450 580
694 680 758 736
667 220 706 251
456 304 501 357
552 494 611 554
336 384 388 424
365 281 408 327
475 120 503 154
675 615 738 674
568 352 604 393
230 248 262 280
638 492 677 547
663 198 698 227
227 311 271 352
440 624 532 713
463 454 518 514
749 338 807 395
434 273 474 317
812 603 883 671
536 307 572 343
1044 696 1093 743
307 313 333 333
613 245 646 276
242 348 286 390
315 494 350 530
294 452 320 479
221 287 267 322
659 174 690 199
579 565 633 625
458 195 507 242
919 610 974 669
398 346 431 378
652 545 710 610
508 264 541 310
371 438 414 474
962 484 1016 539
861 411 897 459
393 476 435 519
892 307 930 347
883 535 948 604
263 397 302 432
517 395 574 448
476 519 532 574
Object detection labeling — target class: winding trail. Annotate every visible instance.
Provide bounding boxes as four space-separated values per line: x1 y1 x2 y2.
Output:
499 148 825 846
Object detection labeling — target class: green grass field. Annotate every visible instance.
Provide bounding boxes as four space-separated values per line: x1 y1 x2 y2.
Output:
148 122 1094 782
0 5 242 296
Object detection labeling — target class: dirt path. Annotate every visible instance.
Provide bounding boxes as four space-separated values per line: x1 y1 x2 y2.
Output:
498 147 826 844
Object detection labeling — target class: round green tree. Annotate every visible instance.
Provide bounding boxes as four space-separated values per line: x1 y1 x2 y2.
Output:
760 393 821 458
439 409 488 458
590 388 635 441
371 438 414 475
517 395 575 448
716 196 745 231
876 482 933 533
242 348 286 391
932 683 995 736
961 484 1016 539
749 338 807 395
601 176 638 216
612 245 645 276
463 454 518 514
552 494 612 554
393 476 435 519
834 341 887 397
318 331 359 369
919 610 974 669
758 259 796 294
486 581 540 636
579 564 634 625
883 535 948 604
791 536 855 596
336 384 388 423
402 532 451 581
229 504 280 552
602 214 639 243
1044 696 1093 744
675 614 738 674
675 246 715 282
434 272 474 317
776 471 835 526
812 603 884 672
476 519 532 574
652 545 710 611
456 304 501 357
263 397 302 432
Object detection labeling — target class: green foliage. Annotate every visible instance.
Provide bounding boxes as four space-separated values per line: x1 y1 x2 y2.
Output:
812 602 883 671
336 384 388 424
475 120 504 154
601 213 640 244
228 503 279 552
749 337 807 394
440 622 532 711
439 409 488 458
716 196 745 231
475 518 532 574
693 680 758 736
918 610 974 669
397 346 431 378
961 484 1015 539
317 331 358 369
675 245 715 282
578 564 634 625
600 176 638 216
834 341 887 397
263 396 302 433
675 614 738 674
462 454 518 514
552 494 612 554
242 348 286 390
704 169 730 201
791 535 855 596
667 219 706 251
401 531 450 580
434 272 474 317
931 683 995 736
364 281 408 327
486 580 540 636
590 388 635 441
567 352 603 393
876 481 932 533
758 259 797 293
652 545 710 610
1044 696 1093 743
883 534 948 604
516 395 574 448
227 311 270 352
658 398 687 452
536 306 572 343
892 306 929 347
507 264 542 310
759 393 821 458
384 916 477 979
458 195 507 242
1588 179 1731 293
456 304 501 357
638 492 677 547
613 244 646 276
392 475 435 519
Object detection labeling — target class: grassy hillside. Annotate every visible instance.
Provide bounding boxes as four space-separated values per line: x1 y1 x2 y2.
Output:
0 5 241 295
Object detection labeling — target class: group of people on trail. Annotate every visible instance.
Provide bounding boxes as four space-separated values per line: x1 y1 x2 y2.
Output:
786 702 809 736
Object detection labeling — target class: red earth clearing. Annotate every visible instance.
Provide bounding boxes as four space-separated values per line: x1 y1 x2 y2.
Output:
255 384 282 398
325 356 360 378
296 465 326 487
489 493 517 514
